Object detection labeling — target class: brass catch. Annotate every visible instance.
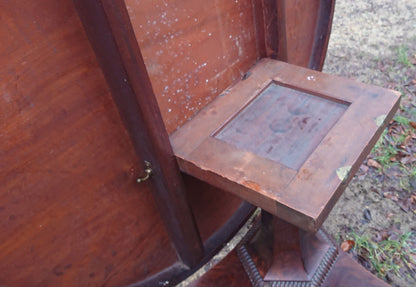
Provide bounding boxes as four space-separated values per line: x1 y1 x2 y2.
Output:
137 161 153 183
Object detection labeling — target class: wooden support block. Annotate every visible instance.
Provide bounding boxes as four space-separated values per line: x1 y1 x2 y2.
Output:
171 58 400 233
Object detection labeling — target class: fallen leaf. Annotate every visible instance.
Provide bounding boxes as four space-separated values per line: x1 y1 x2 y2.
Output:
410 55 416 65
367 159 382 169
357 164 369 180
383 192 399 201
400 156 416 165
372 230 390 242
370 187 379 194
363 208 372 221
341 240 355 252
388 231 399 241
397 198 412 213
410 121 416 129
360 164 369 174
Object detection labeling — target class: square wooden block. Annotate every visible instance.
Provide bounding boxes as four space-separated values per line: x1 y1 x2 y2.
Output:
171 59 400 232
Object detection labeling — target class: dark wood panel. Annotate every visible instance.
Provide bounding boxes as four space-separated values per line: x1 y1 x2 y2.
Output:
0 1 178 286
216 83 348 170
261 0 279 58
125 0 259 133
74 0 204 268
184 175 245 242
309 0 336 70
277 0 320 67
274 0 336 70
188 250 252 287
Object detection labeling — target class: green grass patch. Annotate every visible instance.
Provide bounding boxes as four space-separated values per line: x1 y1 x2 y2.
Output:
397 45 412 67
346 230 416 278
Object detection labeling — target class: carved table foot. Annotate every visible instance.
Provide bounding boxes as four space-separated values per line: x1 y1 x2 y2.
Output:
236 212 389 287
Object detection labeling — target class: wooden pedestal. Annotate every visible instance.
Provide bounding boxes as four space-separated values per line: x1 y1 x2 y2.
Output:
238 212 337 285
188 213 390 287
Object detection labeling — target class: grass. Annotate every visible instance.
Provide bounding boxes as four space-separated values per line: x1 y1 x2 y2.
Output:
360 97 416 278
372 129 400 169
394 115 410 126
346 230 416 278
371 114 414 170
397 45 412 67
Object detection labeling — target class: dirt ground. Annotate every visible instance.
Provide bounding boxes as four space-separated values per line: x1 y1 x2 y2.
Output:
323 1 416 286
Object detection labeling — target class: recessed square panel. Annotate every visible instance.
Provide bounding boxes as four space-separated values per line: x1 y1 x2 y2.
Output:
215 83 348 170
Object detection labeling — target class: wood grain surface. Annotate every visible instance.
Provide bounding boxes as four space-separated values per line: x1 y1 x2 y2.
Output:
74 0 205 269
126 0 259 134
0 0 338 285
277 0 320 66
0 1 178 286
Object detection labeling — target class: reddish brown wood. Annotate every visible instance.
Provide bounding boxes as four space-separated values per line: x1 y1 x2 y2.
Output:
234 213 334 283
73 0 204 268
323 253 391 287
0 0 179 286
309 0 336 70
252 0 267 59
171 58 400 233
183 175 251 242
187 250 252 287
264 217 307 280
276 0 320 67
202 202 255 258
262 0 279 58
184 220 390 287
274 0 335 70
124 0 334 134
0 1 338 285
126 0 259 134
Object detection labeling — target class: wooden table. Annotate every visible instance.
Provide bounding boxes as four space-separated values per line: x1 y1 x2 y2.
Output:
171 58 399 285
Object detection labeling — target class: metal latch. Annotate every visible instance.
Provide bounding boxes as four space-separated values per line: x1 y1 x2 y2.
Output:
136 161 153 183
